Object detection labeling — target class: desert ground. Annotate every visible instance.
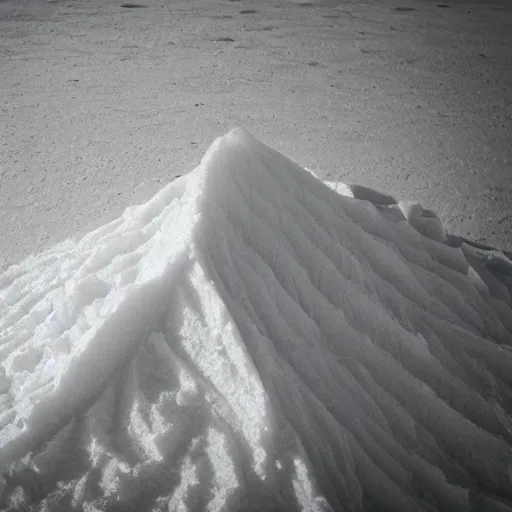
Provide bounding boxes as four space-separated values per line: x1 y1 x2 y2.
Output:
0 0 511 270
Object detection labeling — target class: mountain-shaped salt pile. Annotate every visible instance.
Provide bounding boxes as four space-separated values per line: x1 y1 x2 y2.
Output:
1 127 512 512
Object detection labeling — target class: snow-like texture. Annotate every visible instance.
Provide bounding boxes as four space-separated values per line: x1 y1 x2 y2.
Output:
1 127 512 512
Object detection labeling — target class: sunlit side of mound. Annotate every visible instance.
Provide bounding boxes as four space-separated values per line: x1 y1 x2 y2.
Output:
0 127 511 511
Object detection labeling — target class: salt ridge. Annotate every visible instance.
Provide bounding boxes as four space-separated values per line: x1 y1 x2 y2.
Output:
0 127 511 511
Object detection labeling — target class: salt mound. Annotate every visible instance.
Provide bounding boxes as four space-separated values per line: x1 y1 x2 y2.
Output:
1 127 512 512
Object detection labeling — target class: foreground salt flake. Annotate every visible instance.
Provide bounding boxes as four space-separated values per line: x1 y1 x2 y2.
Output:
1 127 512 512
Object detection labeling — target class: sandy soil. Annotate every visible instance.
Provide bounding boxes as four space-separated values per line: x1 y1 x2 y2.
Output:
0 0 511 271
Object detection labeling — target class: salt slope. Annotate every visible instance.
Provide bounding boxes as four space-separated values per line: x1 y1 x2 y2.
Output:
1 128 512 511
